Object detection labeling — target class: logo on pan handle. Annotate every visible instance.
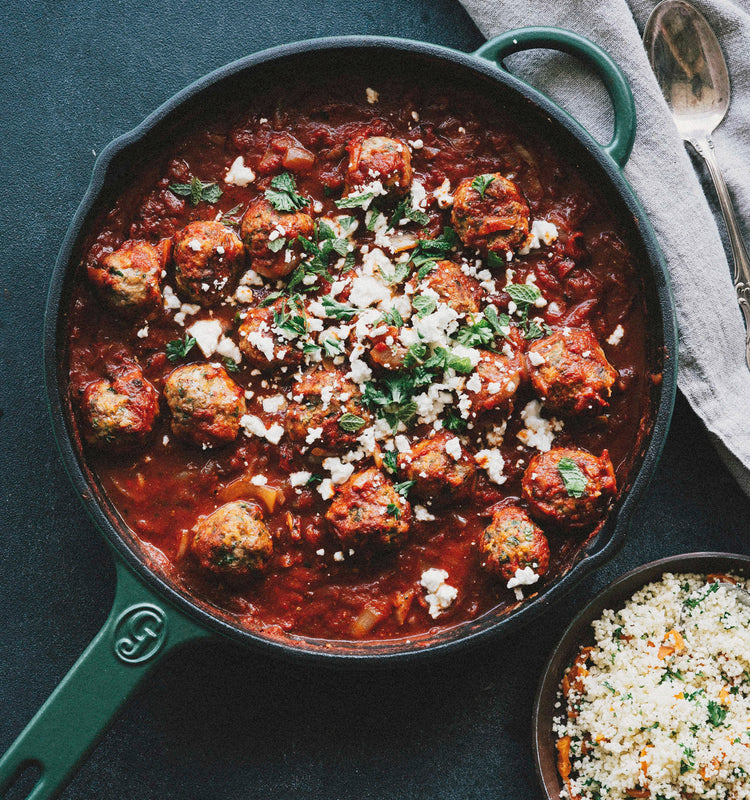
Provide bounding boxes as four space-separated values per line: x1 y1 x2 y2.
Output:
113 604 167 663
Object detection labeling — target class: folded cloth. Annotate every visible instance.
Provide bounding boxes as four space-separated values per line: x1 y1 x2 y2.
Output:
457 0 750 495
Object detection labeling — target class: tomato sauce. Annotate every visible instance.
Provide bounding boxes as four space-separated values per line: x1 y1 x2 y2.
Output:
66 74 654 642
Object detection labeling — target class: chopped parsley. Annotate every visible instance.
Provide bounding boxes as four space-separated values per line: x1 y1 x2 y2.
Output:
394 480 415 497
222 357 240 373
707 700 728 727
264 172 309 212
471 173 495 199
679 745 695 774
409 227 459 268
683 582 720 609
169 177 223 206
166 334 196 362
386 502 401 518
220 203 244 227
557 457 587 498
389 198 430 228
382 450 398 475
443 408 468 432
273 297 307 339
321 337 345 357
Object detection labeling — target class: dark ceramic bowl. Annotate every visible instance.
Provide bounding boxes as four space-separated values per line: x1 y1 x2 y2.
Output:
532 551 750 799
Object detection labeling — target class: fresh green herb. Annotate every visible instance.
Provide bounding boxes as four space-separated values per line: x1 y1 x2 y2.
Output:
679 746 695 774
389 198 429 227
267 236 287 253
366 210 382 231
394 480 415 497
524 320 552 341
423 346 473 374
412 294 437 318
273 299 307 339
484 306 511 335
316 219 337 241
338 413 367 432
487 251 507 268
382 450 399 475
303 342 321 357
684 582 720 609
416 261 436 281
335 191 375 210
455 318 496 348
603 681 617 695
305 473 323 487
222 357 240 373
471 173 495 199
378 308 405 328
403 342 428 368
660 666 684 683
169 177 223 206
321 295 357 319
321 337 345 357
379 260 412 285
409 227 459 267
259 291 284 307
264 172 309 212
506 283 542 305
443 409 468 432
220 203 244 226
166 335 196 362
707 700 728 727
386 502 401 518
557 457 587 498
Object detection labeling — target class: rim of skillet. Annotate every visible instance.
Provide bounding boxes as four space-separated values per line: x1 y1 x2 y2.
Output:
43 35 679 667
532 551 750 799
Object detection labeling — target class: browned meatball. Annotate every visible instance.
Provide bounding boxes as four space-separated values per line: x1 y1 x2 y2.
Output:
286 369 371 452
398 430 476 505
240 197 314 279
409 260 483 314
522 447 616 529
87 240 164 314
237 299 306 370
172 221 244 305
345 136 412 197
325 468 411 552
367 324 411 371
451 173 530 258
479 505 550 581
191 501 272 576
81 364 159 449
526 327 617 414
466 336 526 417
164 363 246 447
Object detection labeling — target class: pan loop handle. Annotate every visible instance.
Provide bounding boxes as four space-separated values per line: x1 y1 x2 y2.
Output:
474 27 637 169
0 561 209 800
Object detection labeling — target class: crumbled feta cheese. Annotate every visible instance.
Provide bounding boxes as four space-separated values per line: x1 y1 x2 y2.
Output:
518 219 559 255
516 399 563 452
238 268 265 287
250 474 268 486
322 457 355 485
224 155 256 187
414 505 436 522
410 180 427 210
420 568 458 618
162 285 182 311
188 239 202 252
317 478 335 500
528 350 546 367
394 435 412 454
366 87 379 104
243 329 275 361
507 566 539 601
188 319 223 357
409 139 424 149
136 324 149 338
261 395 285 413
289 471 311 487
215 336 242 364
306 427 323 445
445 437 462 460
474 448 506 484
333 550 345 562
240 414 285 445
349 274 392 309
433 177 453 209
607 324 625 346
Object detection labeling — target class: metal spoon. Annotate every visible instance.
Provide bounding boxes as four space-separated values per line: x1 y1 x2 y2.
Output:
645 0 750 369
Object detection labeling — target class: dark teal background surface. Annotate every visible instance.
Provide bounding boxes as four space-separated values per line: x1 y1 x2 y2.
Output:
1 1 749 798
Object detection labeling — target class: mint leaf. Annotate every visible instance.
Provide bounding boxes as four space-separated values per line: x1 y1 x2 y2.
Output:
506 283 542 305
321 295 357 319
166 335 196 362
169 177 223 206
413 294 437 318
338 413 366 432
557 457 587 498
335 192 374 210
267 236 286 253
265 172 309 212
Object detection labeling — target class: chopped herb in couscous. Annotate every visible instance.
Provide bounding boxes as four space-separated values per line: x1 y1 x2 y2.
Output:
554 572 750 799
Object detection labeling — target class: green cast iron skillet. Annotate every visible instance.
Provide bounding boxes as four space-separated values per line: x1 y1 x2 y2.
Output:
533 552 750 799
0 29 677 800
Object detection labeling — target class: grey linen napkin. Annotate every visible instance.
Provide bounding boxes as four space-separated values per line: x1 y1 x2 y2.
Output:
458 0 750 495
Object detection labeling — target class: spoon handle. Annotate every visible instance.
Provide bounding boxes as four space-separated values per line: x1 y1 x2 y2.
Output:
690 134 750 369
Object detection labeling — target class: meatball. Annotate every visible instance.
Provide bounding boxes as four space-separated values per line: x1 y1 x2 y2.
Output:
81 364 159 449
344 136 412 197
237 299 306 370
164 363 246 447
522 447 616 528
466 337 526 416
87 239 163 314
172 220 244 305
367 324 411 371
480 505 550 581
286 369 371 452
325 468 411 552
398 431 476 505
409 260 483 314
526 327 617 414
451 173 530 257
191 501 273 576
240 197 314 279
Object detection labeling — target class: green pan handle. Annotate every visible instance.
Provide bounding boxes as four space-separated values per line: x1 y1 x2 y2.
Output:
474 27 637 169
0 559 209 800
